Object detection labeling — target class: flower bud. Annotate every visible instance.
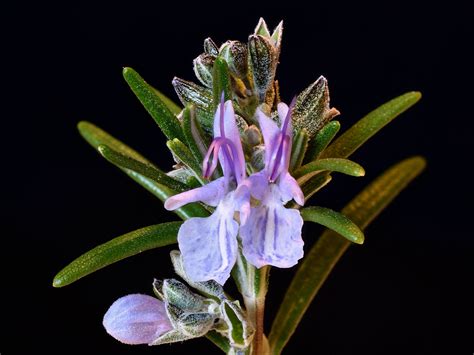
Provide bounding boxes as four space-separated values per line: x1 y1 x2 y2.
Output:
250 145 266 171
220 40 249 79
103 294 173 345
193 54 215 88
204 37 219 56
254 17 271 37
248 35 277 101
293 76 340 137
243 125 262 147
172 77 214 132
177 312 216 337
162 278 206 311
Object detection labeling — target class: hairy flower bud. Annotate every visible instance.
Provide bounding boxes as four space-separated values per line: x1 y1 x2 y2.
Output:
244 125 262 147
293 76 340 137
220 40 249 79
248 35 277 101
204 37 219 56
193 54 215 88
172 77 214 131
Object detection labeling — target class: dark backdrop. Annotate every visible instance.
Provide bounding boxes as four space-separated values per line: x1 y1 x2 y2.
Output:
4 2 473 354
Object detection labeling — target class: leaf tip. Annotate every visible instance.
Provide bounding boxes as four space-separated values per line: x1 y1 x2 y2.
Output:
52 274 65 288
77 120 90 132
410 155 427 168
122 66 133 76
358 167 366 177
353 232 365 245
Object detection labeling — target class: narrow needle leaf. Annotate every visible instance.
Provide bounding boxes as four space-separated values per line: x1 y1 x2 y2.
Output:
300 207 365 244
304 121 340 163
321 92 421 159
294 158 365 182
53 222 182 287
167 138 206 185
98 144 188 192
123 67 185 141
78 121 209 219
269 156 426 354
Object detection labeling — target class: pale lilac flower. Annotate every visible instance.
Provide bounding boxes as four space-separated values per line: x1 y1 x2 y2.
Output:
240 101 305 268
165 98 249 285
103 294 173 345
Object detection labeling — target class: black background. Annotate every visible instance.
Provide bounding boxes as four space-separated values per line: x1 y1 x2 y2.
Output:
4 2 474 354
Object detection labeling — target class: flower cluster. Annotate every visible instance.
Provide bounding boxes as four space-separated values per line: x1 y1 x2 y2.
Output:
99 17 348 351
165 95 304 285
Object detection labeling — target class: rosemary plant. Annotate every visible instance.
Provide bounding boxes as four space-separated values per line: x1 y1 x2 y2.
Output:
53 18 425 355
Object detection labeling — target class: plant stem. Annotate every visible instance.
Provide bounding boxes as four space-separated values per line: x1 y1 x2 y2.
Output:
244 265 269 355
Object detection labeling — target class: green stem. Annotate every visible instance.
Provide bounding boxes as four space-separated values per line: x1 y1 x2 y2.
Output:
232 250 270 354
244 265 269 355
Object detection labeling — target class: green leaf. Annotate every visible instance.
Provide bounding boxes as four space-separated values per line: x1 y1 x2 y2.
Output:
181 104 210 163
123 67 185 142
212 56 232 108
289 129 309 172
304 121 340 163
53 222 182 287
78 121 209 220
78 121 152 164
321 92 421 159
151 87 182 116
224 302 245 346
269 156 426 354
294 158 365 182
300 206 364 244
167 138 206 185
205 331 230 353
98 144 188 192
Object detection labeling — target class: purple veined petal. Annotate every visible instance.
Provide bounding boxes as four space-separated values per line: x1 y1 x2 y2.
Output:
256 108 280 168
103 294 173 345
240 184 304 269
164 177 227 210
277 102 289 129
213 100 246 182
244 170 269 201
233 183 251 225
278 172 304 205
178 194 239 285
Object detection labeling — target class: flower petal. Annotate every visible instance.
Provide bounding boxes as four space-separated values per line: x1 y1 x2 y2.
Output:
214 100 246 181
233 183 251 225
164 177 227 210
278 172 304 205
243 170 269 201
178 196 238 285
103 294 173 345
256 108 280 168
240 185 304 268
277 102 289 127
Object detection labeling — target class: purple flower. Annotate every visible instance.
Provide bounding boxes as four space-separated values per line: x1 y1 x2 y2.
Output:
240 101 305 268
103 294 173 345
165 98 249 285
